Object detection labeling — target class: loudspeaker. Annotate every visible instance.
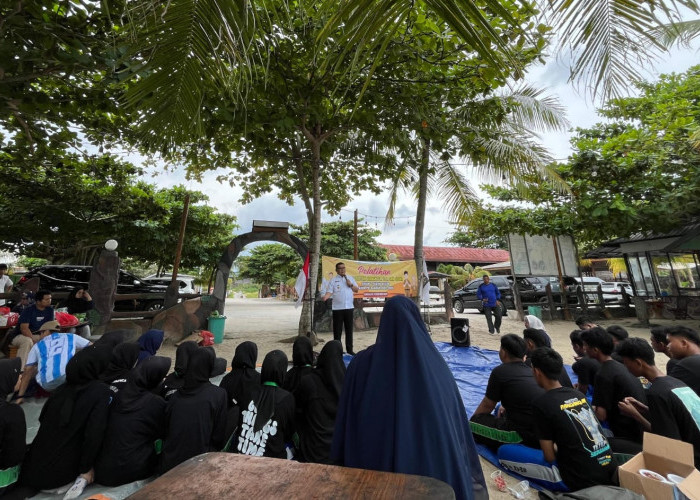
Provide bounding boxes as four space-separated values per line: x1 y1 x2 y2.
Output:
451 318 470 347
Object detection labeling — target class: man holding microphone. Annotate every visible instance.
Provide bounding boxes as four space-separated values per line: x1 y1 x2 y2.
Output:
323 262 359 355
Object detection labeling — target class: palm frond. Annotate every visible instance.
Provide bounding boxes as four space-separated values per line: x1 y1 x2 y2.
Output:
320 0 525 81
503 85 570 133
430 157 479 223
546 0 699 100
385 164 416 224
123 0 256 152
653 18 700 47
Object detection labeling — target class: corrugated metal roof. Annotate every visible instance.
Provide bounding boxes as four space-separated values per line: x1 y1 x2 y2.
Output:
380 244 509 264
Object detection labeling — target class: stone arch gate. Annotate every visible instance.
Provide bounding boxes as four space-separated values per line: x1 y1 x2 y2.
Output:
152 221 308 342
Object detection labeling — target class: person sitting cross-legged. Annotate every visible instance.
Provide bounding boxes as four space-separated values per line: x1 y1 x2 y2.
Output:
470 334 544 449
14 321 91 403
580 327 646 449
617 338 700 468
569 329 600 398
530 347 616 492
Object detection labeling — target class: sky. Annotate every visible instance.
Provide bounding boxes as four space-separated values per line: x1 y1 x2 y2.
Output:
143 38 700 250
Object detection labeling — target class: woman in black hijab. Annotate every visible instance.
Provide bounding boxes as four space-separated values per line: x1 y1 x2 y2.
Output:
18 346 112 492
220 341 261 409
101 342 141 395
294 340 345 464
161 347 228 472
237 350 296 459
62 287 94 315
282 336 313 393
219 342 261 451
95 356 171 486
160 341 199 400
0 358 26 496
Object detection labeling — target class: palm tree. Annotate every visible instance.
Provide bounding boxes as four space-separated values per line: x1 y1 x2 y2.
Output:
385 85 570 277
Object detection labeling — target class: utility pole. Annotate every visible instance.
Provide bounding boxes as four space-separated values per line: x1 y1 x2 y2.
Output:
353 209 358 260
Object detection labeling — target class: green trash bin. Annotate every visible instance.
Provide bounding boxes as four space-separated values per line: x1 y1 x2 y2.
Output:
208 316 227 344
527 305 542 320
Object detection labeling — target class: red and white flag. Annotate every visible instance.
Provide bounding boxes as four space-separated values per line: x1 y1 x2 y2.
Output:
294 252 310 308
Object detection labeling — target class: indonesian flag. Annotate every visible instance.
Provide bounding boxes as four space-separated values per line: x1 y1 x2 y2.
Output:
294 252 310 308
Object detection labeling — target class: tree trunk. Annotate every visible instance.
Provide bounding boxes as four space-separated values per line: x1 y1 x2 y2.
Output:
298 137 323 339
413 136 430 305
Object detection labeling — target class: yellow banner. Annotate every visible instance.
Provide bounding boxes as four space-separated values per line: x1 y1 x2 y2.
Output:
321 256 419 299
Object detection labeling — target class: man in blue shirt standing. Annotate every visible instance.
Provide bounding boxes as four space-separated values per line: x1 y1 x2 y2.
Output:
477 275 502 335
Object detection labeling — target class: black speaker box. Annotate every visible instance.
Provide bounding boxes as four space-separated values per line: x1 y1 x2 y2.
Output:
451 318 470 347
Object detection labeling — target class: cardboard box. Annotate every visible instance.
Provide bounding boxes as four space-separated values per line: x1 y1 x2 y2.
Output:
619 433 699 500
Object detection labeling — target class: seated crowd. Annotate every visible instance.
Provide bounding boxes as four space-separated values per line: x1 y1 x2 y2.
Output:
470 315 700 492
1 297 699 499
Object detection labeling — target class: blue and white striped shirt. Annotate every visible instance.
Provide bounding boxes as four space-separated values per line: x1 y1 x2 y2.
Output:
26 333 90 390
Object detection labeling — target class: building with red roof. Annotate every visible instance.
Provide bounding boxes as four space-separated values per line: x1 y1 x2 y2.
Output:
379 244 509 271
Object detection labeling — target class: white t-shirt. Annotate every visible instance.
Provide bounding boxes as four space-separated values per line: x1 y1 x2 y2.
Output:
26 333 91 390
325 274 358 310
0 275 12 306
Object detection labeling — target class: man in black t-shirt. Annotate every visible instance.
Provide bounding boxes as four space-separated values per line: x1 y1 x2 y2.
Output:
580 327 646 442
523 328 573 388
531 347 616 492
617 338 700 468
569 330 600 397
470 334 545 449
666 326 700 397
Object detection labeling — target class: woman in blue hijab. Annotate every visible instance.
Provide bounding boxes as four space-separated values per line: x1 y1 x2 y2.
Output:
331 296 487 500
136 329 164 364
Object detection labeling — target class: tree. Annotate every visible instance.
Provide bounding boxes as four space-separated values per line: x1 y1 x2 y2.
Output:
234 220 385 290
463 65 700 249
0 0 131 148
237 244 302 287
291 220 386 263
0 149 237 266
444 232 507 249
436 263 489 289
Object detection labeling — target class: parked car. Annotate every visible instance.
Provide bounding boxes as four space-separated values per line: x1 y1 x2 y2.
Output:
574 276 608 302
143 274 197 295
509 275 579 306
600 281 634 303
429 285 443 302
452 276 513 315
16 265 168 311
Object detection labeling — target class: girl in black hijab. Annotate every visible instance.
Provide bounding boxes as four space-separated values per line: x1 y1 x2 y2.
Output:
18 346 112 493
237 350 296 459
101 342 141 395
62 287 94 315
161 347 228 472
0 358 26 496
219 342 261 451
294 340 345 464
95 356 171 486
160 341 199 400
282 336 314 393
220 341 261 409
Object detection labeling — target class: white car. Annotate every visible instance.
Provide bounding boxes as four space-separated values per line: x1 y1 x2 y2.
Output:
600 281 634 303
142 274 197 295
573 276 607 303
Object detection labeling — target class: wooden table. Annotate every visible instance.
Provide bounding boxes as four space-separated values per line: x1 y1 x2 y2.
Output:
127 453 455 499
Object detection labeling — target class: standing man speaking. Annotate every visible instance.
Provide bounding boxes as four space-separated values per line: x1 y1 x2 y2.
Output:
477 275 502 335
323 262 359 355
